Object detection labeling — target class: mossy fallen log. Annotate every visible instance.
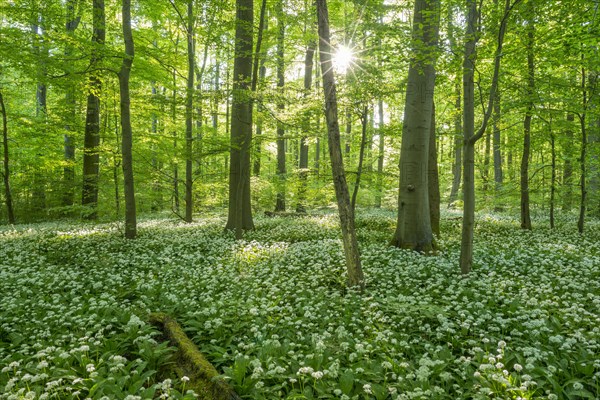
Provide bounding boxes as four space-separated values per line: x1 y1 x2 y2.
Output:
149 312 241 400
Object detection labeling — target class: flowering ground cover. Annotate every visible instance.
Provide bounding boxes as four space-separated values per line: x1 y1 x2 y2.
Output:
1 210 599 399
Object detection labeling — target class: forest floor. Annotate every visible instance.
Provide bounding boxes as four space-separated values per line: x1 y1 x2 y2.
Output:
0 210 599 400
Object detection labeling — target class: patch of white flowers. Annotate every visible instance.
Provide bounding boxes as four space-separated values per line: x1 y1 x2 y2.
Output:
1 210 599 399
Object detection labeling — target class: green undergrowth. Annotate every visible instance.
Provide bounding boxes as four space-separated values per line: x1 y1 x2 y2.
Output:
1 210 599 399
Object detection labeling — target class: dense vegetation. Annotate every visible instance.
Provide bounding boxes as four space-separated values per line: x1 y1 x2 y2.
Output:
1 0 600 398
1 211 599 399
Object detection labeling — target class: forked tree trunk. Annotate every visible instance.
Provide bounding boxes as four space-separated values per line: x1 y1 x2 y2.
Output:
316 0 364 289
119 0 136 239
225 0 254 235
0 91 15 224
391 0 439 252
82 0 105 219
459 0 515 274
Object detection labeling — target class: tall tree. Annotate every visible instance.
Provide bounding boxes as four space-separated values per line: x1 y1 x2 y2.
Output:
0 90 15 224
459 0 518 274
390 0 439 252
119 0 136 239
429 102 440 236
62 0 81 207
185 0 195 223
297 40 316 213
317 0 364 289
225 0 254 235
492 90 503 210
274 0 286 212
447 6 462 208
520 3 535 230
82 0 105 219
374 99 385 208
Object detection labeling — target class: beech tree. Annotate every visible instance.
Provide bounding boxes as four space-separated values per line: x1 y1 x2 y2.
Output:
390 0 440 252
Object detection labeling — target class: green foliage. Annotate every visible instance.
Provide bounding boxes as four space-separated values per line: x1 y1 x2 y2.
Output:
1 211 599 399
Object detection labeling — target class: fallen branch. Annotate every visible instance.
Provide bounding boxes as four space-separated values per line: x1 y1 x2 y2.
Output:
149 312 241 400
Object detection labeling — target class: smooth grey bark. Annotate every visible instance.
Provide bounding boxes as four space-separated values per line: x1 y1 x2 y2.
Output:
62 0 81 207
275 0 286 212
492 90 503 210
184 0 194 223
297 40 316 213
447 7 461 208
429 102 440 236
316 0 364 289
390 0 439 252
225 0 254 235
520 7 534 230
0 91 15 224
118 0 136 239
251 0 267 177
578 68 588 234
459 0 516 274
563 113 575 211
82 0 105 219
351 106 368 211
374 100 385 208
32 19 47 216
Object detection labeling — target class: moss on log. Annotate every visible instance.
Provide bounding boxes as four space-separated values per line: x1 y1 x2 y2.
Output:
149 312 241 400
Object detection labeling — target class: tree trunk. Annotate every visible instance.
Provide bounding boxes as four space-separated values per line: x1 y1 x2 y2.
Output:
0 91 15 224
520 7 534 230
251 0 267 177
351 105 368 211
578 68 588 234
374 99 385 208
483 129 491 193
32 19 47 217
82 0 105 219
391 0 439 252
492 90 503 210
297 41 315 213
429 102 440 236
275 0 286 212
316 0 364 289
184 0 194 223
225 0 254 234
563 113 575 211
550 131 556 229
119 0 136 239
447 7 461 208
62 0 80 207
459 0 514 274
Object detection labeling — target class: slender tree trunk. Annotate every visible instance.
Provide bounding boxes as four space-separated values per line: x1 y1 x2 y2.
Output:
82 0 105 219
429 102 440 236
391 0 439 252
563 113 575 211
62 0 80 207
493 90 503 210
119 0 136 239
184 0 194 223
550 130 556 229
447 8 462 208
316 0 364 289
483 130 491 193
520 7 534 230
578 68 587 234
32 19 47 217
459 0 514 274
112 107 121 218
351 105 368 211
375 100 385 208
0 91 15 224
252 0 267 178
275 0 286 212
297 41 315 213
225 0 254 234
